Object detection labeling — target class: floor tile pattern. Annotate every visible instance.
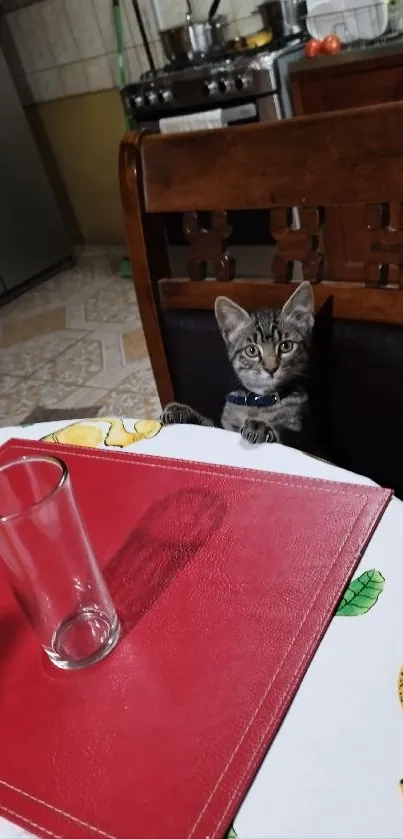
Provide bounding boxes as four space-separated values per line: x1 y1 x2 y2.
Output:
0 248 161 427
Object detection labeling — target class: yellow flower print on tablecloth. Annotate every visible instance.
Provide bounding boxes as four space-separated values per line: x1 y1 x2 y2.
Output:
42 417 161 449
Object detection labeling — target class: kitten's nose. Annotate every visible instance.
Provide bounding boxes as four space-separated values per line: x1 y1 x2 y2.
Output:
263 350 278 374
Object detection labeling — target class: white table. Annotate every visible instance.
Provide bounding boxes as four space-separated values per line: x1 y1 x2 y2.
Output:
0 418 402 839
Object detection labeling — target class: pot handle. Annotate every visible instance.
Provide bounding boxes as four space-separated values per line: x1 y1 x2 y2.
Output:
208 0 222 19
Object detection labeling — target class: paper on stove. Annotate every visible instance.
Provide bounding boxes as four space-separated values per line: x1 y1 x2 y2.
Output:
159 108 224 133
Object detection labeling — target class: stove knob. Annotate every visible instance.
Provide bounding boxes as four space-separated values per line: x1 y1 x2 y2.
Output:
218 77 228 93
157 88 173 104
133 94 144 108
143 90 157 106
202 79 217 96
235 74 249 91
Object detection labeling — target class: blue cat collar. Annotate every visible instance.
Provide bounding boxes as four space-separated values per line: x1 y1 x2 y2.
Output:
226 392 280 408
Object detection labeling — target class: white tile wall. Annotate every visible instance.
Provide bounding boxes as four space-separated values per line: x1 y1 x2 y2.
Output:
228 13 260 38
121 0 141 45
42 0 78 65
15 4 53 71
85 54 113 91
28 65 58 99
59 60 88 96
0 0 262 104
65 0 104 59
125 45 140 83
94 0 129 52
152 0 187 31
231 0 259 19
138 1 159 43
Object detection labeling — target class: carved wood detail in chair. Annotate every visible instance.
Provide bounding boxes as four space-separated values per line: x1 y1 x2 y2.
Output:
270 207 323 284
120 104 403 413
183 210 235 281
268 202 403 288
364 202 403 288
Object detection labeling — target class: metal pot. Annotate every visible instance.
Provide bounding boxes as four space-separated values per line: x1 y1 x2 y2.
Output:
257 0 306 44
160 14 227 63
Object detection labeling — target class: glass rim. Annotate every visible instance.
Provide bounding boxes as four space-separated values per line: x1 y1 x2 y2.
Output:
0 455 68 523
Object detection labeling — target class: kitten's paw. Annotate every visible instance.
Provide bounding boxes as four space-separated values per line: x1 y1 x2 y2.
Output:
241 420 277 445
265 426 277 443
161 402 195 425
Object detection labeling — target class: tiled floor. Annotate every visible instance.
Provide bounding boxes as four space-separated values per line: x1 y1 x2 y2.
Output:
0 247 161 427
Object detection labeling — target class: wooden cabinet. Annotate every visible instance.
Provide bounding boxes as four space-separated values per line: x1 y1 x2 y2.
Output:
290 44 403 282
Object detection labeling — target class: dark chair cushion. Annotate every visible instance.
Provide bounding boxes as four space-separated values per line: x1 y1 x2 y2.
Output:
162 310 233 427
328 318 403 497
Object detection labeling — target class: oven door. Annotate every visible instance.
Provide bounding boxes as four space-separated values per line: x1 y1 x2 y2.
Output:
133 95 281 133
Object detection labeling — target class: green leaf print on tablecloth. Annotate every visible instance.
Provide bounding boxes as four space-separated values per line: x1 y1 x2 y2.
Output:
336 569 385 616
221 573 387 830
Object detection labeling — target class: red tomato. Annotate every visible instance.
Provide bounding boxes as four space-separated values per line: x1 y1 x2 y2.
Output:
304 38 322 57
321 34 342 54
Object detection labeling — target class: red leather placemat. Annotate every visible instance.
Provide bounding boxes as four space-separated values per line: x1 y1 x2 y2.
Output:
0 439 391 839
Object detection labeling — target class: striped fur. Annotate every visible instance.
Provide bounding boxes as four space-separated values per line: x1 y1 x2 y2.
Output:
162 282 314 449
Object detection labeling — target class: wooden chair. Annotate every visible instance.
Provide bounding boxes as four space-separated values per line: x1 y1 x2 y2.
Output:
119 101 403 495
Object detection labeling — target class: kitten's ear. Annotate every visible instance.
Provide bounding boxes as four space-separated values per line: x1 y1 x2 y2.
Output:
215 296 251 343
281 281 314 329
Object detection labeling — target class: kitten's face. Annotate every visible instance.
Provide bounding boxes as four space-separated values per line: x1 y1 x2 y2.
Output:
215 282 314 395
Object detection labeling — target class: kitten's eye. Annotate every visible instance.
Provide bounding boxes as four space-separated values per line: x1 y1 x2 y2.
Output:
244 345 260 359
279 340 294 354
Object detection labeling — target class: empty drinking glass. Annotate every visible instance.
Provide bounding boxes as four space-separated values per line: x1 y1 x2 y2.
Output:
0 455 120 670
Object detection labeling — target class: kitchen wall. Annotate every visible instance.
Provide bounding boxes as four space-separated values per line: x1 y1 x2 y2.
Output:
0 0 260 105
25 89 127 243
0 0 258 244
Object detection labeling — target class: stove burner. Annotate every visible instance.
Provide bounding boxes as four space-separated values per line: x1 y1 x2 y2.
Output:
139 39 279 81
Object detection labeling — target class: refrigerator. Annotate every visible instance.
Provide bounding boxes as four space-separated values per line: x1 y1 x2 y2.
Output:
0 44 71 295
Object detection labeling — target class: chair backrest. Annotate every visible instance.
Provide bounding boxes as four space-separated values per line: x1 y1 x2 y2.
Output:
119 101 403 406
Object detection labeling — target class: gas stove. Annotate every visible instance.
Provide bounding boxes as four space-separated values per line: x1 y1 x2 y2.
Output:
121 39 304 266
121 41 304 127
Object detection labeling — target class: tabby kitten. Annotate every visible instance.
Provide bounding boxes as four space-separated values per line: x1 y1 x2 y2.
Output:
161 281 314 449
